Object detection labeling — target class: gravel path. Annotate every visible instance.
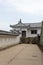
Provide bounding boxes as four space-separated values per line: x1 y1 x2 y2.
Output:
0 44 42 65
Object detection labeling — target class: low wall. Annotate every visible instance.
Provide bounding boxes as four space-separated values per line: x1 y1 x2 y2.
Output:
0 34 21 49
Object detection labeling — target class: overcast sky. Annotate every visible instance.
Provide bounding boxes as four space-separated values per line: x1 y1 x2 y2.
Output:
0 0 43 31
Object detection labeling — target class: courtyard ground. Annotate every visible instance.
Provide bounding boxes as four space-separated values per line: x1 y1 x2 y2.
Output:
0 44 42 65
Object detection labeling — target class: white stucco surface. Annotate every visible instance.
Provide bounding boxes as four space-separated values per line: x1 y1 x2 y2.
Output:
13 27 41 38
0 35 21 49
27 28 41 37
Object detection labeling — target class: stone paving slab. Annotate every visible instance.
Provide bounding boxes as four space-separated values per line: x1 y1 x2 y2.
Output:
0 44 42 65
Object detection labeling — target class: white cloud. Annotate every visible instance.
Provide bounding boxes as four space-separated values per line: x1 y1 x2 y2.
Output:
0 0 43 30
0 0 43 14
2 0 43 14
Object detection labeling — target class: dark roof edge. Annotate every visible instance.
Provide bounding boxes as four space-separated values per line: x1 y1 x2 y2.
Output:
0 33 19 36
0 30 19 36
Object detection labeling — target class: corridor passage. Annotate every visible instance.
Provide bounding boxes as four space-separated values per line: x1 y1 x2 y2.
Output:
0 44 42 65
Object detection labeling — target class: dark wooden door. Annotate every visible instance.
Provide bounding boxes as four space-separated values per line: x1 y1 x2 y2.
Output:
22 31 26 38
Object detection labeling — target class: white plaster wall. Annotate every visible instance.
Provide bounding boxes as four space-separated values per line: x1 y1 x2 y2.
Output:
28 28 41 37
37 28 41 35
0 35 21 49
13 28 20 31
26 30 29 38
13 27 41 38
13 28 28 38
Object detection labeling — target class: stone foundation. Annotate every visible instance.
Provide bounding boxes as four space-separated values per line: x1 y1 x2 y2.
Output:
20 37 38 44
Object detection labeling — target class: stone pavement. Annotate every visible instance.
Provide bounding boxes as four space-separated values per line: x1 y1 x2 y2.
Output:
0 44 42 65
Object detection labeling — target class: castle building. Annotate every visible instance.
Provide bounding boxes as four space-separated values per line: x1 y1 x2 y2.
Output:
10 19 42 38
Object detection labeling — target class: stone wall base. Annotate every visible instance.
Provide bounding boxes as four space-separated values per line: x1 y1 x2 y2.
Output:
20 37 38 44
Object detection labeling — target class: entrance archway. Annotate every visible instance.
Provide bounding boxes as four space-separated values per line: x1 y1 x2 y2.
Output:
22 31 26 38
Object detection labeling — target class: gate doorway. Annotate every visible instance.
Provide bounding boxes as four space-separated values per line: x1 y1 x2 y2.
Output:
22 31 26 38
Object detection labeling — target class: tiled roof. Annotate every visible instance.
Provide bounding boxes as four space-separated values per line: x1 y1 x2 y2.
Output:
10 22 42 28
24 22 42 27
10 19 42 28
0 30 19 36
10 22 26 28
10 30 20 34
